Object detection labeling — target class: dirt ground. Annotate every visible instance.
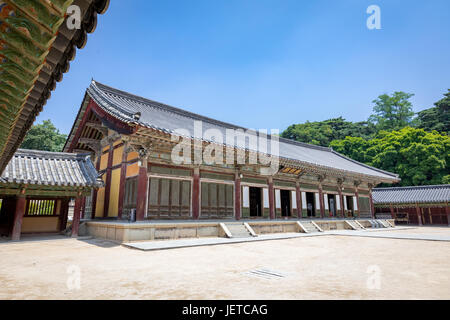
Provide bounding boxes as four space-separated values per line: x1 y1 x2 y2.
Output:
1 227 449 300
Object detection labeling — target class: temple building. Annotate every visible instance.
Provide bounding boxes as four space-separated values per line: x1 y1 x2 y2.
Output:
373 185 450 226
0 149 103 240
63 80 400 223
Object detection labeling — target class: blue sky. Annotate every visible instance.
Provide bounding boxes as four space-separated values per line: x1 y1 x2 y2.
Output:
37 0 450 134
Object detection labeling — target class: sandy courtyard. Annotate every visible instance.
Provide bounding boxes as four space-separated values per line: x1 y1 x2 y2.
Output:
1 227 449 300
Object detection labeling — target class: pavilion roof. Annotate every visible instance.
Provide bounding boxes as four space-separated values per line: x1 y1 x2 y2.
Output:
0 149 103 188
373 185 450 205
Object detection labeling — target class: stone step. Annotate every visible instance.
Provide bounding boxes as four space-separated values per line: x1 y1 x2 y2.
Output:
224 223 252 238
300 221 322 233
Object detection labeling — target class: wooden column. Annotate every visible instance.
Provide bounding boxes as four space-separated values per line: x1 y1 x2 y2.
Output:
234 172 241 220
416 204 422 226
268 177 275 220
136 157 148 221
91 154 101 219
318 183 325 219
337 184 345 218
11 193 26 241
368 185 375 219
117 144 129 219
103 142 114 218
354 182 361 218
192 167 200 220
72 194 83 237
80 197 86 219
446 205 450 227
390 204 395 219
296 181 302 219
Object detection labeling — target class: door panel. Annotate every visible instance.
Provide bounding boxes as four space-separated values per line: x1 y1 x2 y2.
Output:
201 182 233 218
147 177 191 218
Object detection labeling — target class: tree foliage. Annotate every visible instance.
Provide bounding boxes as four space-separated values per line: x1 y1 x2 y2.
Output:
281 90 449 186
281 117 376 147
368 91 415 130
21 120 67 152
416 89 450 134
330 127 449 186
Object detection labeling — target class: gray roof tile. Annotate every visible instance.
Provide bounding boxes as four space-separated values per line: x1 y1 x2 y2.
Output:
373 185 450 204
0 149 104 188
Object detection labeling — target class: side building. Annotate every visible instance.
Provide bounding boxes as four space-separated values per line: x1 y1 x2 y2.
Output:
373 185 450 226
63 80 400 222
0 149 103 240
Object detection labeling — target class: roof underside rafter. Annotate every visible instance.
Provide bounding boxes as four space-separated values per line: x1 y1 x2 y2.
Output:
0 0 110 174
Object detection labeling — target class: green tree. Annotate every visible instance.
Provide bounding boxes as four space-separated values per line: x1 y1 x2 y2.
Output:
21 120 67 152
281 117 376 147
416 89 450 134
368 92 415 131
330 127 450 186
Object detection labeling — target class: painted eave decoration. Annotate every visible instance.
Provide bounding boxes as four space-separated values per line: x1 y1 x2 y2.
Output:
0 0 110 174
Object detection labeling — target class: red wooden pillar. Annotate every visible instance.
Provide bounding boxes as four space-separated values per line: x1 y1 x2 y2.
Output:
234 172 241 220
11 195 26 241
416 204 423 226
136 158 148 221
103 143 114 218
80 197 86 219
268 177 275 220
390 204 395 219
192 168 200 219
369 187 375 219
72 195 83 237
354 186 360 218
117 146 128 219
338 187 345 218
318 185 325 219
296 182 302 219
446 205 450 227
91 154 101 219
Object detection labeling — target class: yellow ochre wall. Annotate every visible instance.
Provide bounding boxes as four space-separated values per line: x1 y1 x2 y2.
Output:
95 174 106 217
108 168 121 217
94 141 140 218
113 146 123 166
22 217 59 233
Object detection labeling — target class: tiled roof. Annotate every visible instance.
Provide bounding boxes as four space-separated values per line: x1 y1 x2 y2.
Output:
373 185 450 204
0 149 103 188
80 80 399 182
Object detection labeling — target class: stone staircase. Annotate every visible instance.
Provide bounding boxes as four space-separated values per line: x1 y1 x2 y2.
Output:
224 223 253 238
368 219 393 229
299 221 322 233
346 220 364 230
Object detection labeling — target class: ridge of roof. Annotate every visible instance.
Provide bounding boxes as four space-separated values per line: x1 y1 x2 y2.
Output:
15 149 92 160
374 184 450 191
91 80 334 153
